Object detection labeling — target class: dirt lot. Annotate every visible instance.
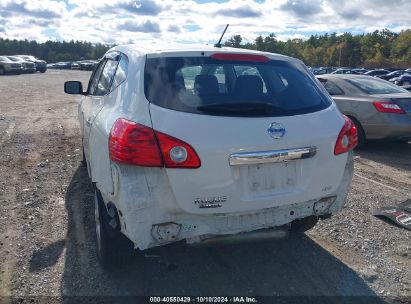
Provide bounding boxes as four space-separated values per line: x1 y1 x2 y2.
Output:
0 70 410 303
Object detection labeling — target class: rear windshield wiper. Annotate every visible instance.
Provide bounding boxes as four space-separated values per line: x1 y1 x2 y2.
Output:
197 102 276 113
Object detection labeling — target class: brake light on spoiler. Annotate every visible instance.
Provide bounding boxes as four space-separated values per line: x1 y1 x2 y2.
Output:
211 53 270 62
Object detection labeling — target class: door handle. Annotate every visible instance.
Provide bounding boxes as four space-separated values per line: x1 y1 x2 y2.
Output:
229 147 317 166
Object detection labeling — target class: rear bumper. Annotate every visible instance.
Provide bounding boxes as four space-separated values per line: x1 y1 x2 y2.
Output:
103 153 353 250
363 113 411 140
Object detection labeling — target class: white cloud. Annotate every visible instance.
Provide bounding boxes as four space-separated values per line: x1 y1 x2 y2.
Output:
0 0 410 44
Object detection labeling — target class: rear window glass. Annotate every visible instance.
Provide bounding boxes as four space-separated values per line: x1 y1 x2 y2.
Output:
347 78 408 95
144 57 331 117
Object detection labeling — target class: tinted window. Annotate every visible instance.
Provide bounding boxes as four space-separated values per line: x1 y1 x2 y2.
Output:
234 66 267 93
88 60 106 95
144 57 331 117
95 59 119 96
319 79 344 95
347 78 408 94
112 56 128 89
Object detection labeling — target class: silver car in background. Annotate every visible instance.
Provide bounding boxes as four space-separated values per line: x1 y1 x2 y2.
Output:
317 75 411 146
16 55 47 73
7 56 36 73
0 56 24 75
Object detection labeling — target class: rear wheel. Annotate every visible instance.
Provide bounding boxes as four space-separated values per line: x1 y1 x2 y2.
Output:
94 188 133 270
348 116 366 148
81 143 87 167
0 67 5 75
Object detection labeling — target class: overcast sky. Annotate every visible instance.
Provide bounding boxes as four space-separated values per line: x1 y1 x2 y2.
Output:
1 0 411 45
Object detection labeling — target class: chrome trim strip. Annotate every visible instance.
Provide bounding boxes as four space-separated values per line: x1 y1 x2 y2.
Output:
229 147 317 166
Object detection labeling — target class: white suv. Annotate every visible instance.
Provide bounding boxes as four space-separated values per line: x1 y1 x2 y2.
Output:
64 44 357 268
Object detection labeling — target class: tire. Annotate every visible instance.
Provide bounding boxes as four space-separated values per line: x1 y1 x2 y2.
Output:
402 81 410 86
40 69 46 73
348 116 366 148
81 143 87 167
290 216 319 233
0 67 5 75
94 188 133 270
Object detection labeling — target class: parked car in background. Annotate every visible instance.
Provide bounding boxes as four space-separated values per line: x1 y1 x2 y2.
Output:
78 60 98 71
363 69 390 77
402 85 411 92
0 56 24 75
7 56 36 73
64 44 356 269
71 62 79 70
55 62 73 69
313 67 337 75
378 70 406 80
16 55 47 73
331 68 358 74
317 74 411 146
389 73 411 86
351 68 368 74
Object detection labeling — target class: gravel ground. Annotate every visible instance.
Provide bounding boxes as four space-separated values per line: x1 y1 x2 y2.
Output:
0 70 410 303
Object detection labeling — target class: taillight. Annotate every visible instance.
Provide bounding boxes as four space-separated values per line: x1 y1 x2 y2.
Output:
373 101 405 114
156 131 201 168
334 116 358 155
109 118 162 166
109 118 201 168
211 53 270 62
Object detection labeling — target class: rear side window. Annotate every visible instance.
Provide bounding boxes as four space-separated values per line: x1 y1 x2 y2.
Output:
95 59 119 96
319 79 344 95
88 60 106 95
144 57 331 117
347 78 408 94
112 56 128 89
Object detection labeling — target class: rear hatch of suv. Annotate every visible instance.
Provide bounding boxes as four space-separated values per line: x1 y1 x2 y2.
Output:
145 53 349 214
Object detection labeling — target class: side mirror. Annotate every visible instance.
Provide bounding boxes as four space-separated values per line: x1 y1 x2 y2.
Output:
64 81 85 95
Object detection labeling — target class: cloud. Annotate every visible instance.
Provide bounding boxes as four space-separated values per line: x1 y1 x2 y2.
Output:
167 24 181 33
217 6 262 18
0 0 65 19
118 0 163 15
116 20 161 33
1 0 411 45
280 0 322 18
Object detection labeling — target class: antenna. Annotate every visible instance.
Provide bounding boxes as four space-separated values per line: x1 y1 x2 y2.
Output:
214 24 229 48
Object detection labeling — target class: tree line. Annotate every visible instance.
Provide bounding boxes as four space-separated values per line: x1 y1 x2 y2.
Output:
0 28 410 67
225 29 411 68
0 39 111 62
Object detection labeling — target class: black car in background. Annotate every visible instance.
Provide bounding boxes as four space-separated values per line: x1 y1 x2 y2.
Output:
402 85 411 92
351 68 368 74
363 69 390 77
389 74 411 86
16 55 47 73
78 60 98 71
331 68 358 74
378 70 406 80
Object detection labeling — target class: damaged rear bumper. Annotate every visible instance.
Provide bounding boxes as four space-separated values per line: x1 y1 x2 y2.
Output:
108 152 353 250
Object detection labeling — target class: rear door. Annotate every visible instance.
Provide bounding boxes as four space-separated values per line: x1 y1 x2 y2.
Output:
146 55 349 214
82 53 119 166
81 59 106 163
